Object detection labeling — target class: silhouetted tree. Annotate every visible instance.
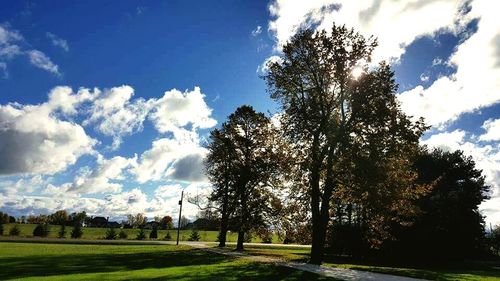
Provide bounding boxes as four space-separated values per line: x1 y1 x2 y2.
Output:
389 149 490 261
265 24 427 264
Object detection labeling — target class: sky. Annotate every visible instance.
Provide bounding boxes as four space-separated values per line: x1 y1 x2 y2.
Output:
0 0 499 226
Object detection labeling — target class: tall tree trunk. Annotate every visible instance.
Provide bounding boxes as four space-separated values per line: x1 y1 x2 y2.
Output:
218 213 228 247
236 230 245 251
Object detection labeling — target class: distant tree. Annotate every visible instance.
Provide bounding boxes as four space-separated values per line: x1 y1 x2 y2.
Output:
49 210 69 225
0 212 9 224
127 213 147 228
105 227 117 240
58 225 66 238
9 224 20 236
118 230 128 240
188 229 201 241
159 216 174 230
9 216 16 223
390 149 490 260
33 224 50 237
490 225 500 256
149 225 158 240
136 228 146 240
0 221 4 235
71 223 83 239
265 24 427 264
69 211 87 226
179 216 190 229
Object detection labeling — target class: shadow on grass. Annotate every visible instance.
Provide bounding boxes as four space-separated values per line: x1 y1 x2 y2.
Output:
141 262 335 281
0 248 227 280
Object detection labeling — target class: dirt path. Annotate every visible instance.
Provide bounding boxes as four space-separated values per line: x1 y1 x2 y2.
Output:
183 242 428 281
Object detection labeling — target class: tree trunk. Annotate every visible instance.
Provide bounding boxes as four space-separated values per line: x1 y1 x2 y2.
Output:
310 211 329 264
218 214 228 247
236 230 245 251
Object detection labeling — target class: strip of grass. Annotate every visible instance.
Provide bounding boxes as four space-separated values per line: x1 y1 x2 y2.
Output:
238 245 500 281
0 242 335 280
3 223 282 243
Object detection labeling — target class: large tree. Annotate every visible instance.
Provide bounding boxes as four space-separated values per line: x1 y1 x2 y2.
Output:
206 105 282 250
265 25 427 264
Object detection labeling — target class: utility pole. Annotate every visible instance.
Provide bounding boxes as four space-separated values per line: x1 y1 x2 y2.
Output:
176 190 184 245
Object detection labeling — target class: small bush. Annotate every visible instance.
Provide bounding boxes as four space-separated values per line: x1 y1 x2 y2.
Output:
58 225 66 238
118 230 128 239
33 224 50 237
164 231 172 241
9 224 20 236
188 229 201 241
149 227 158 240
136 228 146 240
71 224 83 239
8 225 20 236
105 228 117 240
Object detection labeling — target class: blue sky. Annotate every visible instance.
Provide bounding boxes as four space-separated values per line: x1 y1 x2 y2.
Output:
0 0 499 225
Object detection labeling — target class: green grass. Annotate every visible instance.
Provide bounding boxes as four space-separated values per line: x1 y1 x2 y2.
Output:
3 223 282 243
238 245 500 281
0 242 335 280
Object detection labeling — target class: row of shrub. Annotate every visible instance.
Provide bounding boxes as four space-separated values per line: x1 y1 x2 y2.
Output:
0 223 202 241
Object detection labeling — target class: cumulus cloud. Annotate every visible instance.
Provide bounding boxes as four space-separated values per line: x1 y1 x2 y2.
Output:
132 130 207 183
268 0 466 62
84 85 153 150
0 91 96 175
398 0 500 127
47 155 138 195
46 32 69 52
422 130 500 226
480 119 500 141
149 87 217 134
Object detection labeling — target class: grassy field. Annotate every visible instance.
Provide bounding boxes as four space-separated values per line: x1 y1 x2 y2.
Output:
0 242 335 281
237 245 500 281
3 223 282 243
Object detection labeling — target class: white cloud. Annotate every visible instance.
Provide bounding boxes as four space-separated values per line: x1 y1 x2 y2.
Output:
398 0 500 127
268 0 466 62
149 87 217 134
46 32 69 52
480 118 500 141
27 50 60 75
256 55 282 74
252 25 262 36
0 94 96 175
132 130 207 183
422 130 500 226
84 85 153 150
47 155 138 195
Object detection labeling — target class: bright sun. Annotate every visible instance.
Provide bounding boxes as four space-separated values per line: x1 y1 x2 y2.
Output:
351 67 363 79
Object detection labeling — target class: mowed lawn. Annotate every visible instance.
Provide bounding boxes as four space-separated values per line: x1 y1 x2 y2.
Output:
3 223 282 243
238 245 500 281
0 242 335 281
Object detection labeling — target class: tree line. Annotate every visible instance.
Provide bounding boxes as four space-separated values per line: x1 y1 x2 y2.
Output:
201 24 494 265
